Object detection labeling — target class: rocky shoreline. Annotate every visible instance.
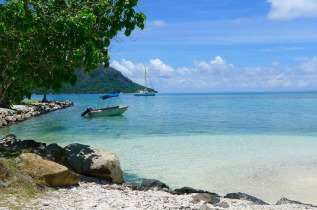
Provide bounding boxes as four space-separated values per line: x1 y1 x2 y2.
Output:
0 101 74 127
0 135 316 210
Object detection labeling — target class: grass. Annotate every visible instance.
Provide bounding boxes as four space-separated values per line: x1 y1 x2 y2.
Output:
0 158 48 209
21 100 40 104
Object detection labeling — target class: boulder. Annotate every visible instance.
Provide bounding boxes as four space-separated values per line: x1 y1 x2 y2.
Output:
64 143 123 184
276 197 317 208
42 143 64 162
174 186 219 197
16 153 79 187
140 179 169 191
224 192 268 205
191 193 220 204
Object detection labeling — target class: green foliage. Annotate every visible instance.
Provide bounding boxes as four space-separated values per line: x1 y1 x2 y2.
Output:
0 0 146 106
34 66 157 94
22 100 40 104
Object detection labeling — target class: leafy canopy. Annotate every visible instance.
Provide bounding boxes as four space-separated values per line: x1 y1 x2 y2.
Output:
0 0 145 106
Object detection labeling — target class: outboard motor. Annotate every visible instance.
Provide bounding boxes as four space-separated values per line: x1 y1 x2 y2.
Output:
81 107 93 116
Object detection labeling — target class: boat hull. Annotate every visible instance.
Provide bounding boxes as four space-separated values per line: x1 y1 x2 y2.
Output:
89 105 129 117
134 92 156 96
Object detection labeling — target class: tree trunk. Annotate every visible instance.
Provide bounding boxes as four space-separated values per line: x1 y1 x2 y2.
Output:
0 89 8 108
0 85 8 108
42 89 48 102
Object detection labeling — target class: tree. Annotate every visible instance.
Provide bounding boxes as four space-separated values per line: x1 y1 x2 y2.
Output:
0 0 145 107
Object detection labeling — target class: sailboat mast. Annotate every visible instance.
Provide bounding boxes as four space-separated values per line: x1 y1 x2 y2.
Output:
145 66 147 90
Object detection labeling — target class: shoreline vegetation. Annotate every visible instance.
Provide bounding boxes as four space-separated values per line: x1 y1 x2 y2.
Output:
0 134 316 210
0 101 73 128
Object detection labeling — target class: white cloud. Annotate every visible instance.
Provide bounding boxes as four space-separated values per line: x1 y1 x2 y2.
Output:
111 58 174 80
149 59 174 77
268 0 317 20
111 60 133 76
300 57 317 72
193 56 234 77
271 61 280 66
149 20 167 28
111 57 317 92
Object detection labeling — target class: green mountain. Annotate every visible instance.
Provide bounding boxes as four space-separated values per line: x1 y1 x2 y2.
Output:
38 66 157 94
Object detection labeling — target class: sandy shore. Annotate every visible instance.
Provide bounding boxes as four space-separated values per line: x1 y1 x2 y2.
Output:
1 182 314 210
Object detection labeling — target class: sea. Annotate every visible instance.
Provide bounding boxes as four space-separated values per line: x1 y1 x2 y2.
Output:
1 92 316 204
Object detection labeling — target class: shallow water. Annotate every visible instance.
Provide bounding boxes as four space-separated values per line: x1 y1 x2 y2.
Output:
1 92 316 204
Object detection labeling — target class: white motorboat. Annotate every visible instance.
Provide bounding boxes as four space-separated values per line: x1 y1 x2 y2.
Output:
87 105 129 117
134 66 156 96
81 94 129 117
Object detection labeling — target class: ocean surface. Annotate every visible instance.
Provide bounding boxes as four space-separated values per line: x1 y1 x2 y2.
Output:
1 92 317 204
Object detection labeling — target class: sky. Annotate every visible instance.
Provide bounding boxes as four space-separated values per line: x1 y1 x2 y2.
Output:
109 0 317 93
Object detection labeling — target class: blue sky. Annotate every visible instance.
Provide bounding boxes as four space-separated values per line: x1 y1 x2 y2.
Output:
110 0 317 92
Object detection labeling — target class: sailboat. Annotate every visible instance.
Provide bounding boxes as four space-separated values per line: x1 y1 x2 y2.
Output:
134 66 156 96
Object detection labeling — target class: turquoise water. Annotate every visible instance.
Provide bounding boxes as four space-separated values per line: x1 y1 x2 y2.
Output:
1 92 317 204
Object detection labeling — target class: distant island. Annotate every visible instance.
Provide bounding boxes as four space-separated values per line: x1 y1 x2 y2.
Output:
34 66 157 94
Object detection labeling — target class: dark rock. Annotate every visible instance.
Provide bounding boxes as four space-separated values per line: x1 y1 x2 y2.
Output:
174 186 219 197
276 197 317 208
64 143 123 184
140 179 169 191
224 192 268 205
214 202 229 208
276 197 303 205
42 143 63 162
198 204 213 210
191 193 220 204
0 135 47 158
12 139 46 151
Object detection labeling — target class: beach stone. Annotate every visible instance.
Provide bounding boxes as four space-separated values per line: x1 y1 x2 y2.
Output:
5 115 16 122
16 153 79 187
122 182 139 190
64 143 123 184
140 179 169 191
174 186 219 197
191 193 220 204
214 202 229 208
0 118 8 126
198 204 213 210
276 197 317 207
0 134 19 147
24 113 31 118
224 192 268 205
